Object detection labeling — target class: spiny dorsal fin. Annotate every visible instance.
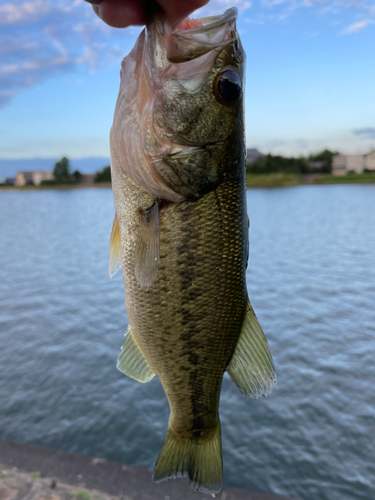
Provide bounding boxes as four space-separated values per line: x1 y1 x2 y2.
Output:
117 325 155 383
109 214 121 278
134 201 160 288
227 299 276 399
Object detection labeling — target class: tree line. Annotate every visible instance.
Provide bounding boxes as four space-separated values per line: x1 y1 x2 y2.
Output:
41 157 111 185
42 150 345 186
247 149 338 175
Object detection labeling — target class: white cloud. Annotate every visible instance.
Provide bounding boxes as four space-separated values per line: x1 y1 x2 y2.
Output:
0 1 54 25
259 0 375 25
0 0 134 106
0 90 16 106
0 54 72 106
306 30 321 36
342 19 373 33
353 127 375 138
1 0 375 107
195 0 253 16
245 17 265 23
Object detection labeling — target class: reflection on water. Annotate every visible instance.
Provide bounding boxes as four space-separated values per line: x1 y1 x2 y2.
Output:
0 185 374 500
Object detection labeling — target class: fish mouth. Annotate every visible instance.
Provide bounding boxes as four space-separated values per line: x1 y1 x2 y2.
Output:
175 7 238 34
167 8 238 63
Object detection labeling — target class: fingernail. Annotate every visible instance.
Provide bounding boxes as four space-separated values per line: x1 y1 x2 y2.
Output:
84 0 103 5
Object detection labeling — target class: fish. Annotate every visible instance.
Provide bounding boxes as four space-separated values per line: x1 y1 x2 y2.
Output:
109 7 276 494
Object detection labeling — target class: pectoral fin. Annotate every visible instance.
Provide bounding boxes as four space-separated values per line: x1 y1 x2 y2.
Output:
134 201 160 288
109 214 121 278
117 325 155 383
227 299 276 398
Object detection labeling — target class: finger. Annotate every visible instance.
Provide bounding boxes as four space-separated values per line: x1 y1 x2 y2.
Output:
88 0 148 28
84 0 210 29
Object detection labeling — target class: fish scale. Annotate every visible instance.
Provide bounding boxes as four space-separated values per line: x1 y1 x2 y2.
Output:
116 166 247 433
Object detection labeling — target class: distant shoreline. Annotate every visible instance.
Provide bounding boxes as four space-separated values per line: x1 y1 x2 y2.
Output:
246 173 375 188
0 182 112 191
1 175 375 192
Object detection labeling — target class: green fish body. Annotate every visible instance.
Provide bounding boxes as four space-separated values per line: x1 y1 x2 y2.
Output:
109 8 276 494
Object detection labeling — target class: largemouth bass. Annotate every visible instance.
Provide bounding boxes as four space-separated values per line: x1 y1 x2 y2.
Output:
109 7 276 494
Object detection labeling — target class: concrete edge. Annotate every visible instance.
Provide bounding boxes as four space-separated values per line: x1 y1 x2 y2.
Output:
0 440 296 500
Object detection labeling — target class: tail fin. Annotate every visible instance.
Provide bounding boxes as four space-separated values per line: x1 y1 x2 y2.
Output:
153 422 222 494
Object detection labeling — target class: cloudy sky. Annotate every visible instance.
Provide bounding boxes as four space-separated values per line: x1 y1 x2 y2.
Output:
0 0 374 160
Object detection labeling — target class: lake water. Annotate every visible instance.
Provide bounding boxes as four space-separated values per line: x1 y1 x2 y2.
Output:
0 185 374 500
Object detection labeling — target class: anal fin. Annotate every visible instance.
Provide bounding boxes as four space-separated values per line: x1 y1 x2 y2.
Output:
134 201 160 288
109 214 121 278
227 298 276 398
117 325 155 383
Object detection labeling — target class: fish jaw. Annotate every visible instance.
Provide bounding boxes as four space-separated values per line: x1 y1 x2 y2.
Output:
110 7 245 202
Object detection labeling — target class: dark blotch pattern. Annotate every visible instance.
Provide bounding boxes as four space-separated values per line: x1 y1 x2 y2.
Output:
120 164 248 439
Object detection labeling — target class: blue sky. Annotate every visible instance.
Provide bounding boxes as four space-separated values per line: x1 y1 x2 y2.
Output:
0 0 374 161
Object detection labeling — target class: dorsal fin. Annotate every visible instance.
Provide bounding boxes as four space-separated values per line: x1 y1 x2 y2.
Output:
227 299 276 399
109 214 121 278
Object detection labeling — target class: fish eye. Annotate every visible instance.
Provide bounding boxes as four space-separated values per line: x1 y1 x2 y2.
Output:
214 70 242 104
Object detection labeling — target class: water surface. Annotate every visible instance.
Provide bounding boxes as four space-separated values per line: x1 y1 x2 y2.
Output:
0 185 374 500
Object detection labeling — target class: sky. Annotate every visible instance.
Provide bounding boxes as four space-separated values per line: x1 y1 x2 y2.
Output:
0 0 375 163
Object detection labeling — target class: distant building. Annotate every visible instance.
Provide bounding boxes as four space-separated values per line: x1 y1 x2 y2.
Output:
15 171 54 186
332 151 375 175
15 172 34 186
5 178 16 185
365 150 375 171
246 148 264 164
347 155 365 174
33 171 54 185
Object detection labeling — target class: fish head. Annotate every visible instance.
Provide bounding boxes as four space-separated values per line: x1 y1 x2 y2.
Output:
111 7 245 201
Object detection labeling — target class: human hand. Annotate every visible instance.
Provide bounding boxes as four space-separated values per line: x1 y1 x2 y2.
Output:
84 0 209 29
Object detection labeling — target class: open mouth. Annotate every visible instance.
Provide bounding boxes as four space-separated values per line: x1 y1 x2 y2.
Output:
176 8 238 33
167 8 238 63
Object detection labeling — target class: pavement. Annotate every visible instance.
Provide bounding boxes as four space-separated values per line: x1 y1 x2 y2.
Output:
0 465 120 500
0 440 295 500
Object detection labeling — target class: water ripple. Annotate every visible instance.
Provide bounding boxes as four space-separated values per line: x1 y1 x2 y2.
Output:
0 185 374 500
